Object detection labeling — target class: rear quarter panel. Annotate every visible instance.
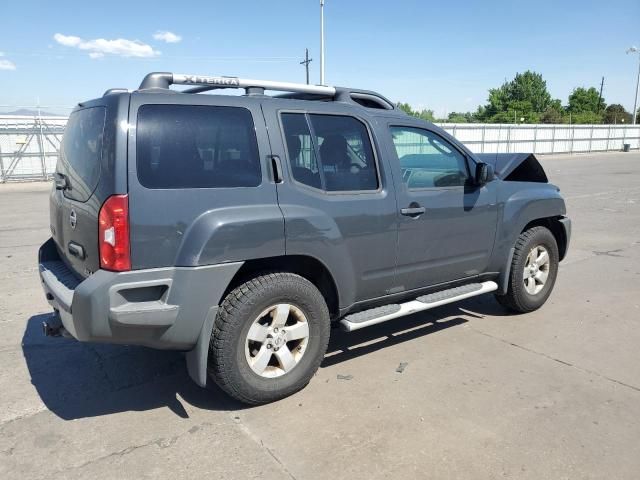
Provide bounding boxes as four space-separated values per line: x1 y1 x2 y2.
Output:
126 92 285 269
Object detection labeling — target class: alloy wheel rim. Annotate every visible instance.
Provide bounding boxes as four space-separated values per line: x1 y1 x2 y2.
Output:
523 245 550 295
244 303 310 378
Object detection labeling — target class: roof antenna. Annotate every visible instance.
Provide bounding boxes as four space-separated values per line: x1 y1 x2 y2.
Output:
320 0 325 85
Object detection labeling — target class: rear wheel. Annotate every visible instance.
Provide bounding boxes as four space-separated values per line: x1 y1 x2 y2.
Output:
209 273 330 405
495 226 559 313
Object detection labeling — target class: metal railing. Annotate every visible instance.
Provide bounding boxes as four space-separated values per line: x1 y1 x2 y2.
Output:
0 115 66 182
1 115 639 182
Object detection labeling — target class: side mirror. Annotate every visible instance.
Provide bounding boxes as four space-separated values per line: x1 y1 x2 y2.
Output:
474 162 494 185
53 172 69 190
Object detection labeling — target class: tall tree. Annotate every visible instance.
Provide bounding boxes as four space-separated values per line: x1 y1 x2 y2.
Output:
479 71 558 123
567 87 606 114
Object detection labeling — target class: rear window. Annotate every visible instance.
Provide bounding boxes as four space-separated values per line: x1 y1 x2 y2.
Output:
136 104 261 189
59 106 106 202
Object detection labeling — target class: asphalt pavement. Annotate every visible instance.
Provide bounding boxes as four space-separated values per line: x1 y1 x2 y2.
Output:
1 151 639 479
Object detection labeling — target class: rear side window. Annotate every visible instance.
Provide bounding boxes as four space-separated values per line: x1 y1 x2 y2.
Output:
136 105 261 189
59 106 106 202
281 113 379 192
281 113 322 189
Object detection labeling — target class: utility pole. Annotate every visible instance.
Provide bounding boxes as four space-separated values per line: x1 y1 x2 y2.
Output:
597 76 604 113
320 0 325 85
627 47 640 124
300 48 313 85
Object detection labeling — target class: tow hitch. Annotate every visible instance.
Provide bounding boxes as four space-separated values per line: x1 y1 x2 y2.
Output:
42 312 69 338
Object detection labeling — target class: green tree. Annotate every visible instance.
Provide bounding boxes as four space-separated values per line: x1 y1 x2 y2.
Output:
396 102 414 116
570 111 603 124
540 99 565 124
602 104 632 124
478 71 558 123
567 87 606 114
540 108 564 124
447 112 469 123
396 102 435 122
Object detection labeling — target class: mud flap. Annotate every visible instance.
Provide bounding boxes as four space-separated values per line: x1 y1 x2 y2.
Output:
185 306 219 387
498 247 516 295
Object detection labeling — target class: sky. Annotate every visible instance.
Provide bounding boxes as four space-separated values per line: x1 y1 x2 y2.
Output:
0 0 639 116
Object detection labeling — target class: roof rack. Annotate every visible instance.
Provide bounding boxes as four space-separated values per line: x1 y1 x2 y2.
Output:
139 72 336 96
137 72 395 110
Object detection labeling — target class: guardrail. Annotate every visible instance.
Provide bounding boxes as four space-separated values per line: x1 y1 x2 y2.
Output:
1 115 639 182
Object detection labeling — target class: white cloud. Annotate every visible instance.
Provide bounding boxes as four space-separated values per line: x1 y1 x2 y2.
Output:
53 34 82 47
153 31 182 43
0 53 16 70
53 33 160 58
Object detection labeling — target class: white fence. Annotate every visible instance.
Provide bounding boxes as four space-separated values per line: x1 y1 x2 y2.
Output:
1 115 639 182
437 123 640 154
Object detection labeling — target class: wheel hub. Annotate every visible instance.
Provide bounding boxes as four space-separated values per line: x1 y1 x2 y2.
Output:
244 303 310 378
269 331 287 350
523 245 550 295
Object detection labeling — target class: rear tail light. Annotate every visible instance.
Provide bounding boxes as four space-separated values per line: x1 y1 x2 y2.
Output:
98 194 131 271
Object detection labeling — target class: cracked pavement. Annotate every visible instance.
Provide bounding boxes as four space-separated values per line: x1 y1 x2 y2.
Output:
1 151 639 479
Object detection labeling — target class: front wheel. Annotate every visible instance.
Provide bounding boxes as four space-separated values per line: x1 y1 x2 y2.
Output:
495 226 559 313
209 273 330 405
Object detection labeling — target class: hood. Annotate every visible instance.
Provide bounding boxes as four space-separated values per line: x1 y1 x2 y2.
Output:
475 153 548 183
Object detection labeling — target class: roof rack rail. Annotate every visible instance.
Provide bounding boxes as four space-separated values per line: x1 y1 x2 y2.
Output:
137 72 395 110
138 72 336 96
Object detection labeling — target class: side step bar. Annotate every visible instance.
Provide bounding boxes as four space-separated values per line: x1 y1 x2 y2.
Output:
340 281 498 332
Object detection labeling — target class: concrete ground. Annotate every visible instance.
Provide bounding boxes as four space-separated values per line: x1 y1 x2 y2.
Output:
1 151 639 479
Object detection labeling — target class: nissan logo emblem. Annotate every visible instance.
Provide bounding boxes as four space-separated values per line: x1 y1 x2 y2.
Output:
69 209 77 230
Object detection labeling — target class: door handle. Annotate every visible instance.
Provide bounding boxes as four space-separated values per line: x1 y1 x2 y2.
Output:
269 155 283 183
401 205 426 217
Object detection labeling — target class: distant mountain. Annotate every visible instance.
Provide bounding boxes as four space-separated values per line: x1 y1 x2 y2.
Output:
0 109 67 117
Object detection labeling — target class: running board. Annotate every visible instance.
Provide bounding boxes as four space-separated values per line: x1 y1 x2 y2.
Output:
340 281 498 332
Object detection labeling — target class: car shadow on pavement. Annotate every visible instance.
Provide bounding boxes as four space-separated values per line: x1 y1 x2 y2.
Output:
24 296 509 420
22 313 247 421
323 294 509 367
323 313 468 368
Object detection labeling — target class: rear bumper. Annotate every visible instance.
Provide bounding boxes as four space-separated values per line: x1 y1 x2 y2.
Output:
38 238 242 350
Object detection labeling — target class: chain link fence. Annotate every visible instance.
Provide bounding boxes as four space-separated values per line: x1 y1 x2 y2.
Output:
1 115 639 182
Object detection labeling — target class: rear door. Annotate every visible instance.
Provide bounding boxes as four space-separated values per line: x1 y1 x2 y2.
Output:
127 93 284 269
51 94 128 277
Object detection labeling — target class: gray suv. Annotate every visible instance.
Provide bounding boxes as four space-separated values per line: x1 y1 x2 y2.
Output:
38 72 571 404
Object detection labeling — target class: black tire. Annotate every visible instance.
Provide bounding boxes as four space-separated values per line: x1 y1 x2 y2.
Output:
495 226 559 313
209 273 330 405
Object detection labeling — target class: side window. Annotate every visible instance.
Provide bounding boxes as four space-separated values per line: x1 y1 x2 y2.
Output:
389 126 468 189
137 104 261 189
310 114 378 192
281 113 322 189
281 113 379 192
